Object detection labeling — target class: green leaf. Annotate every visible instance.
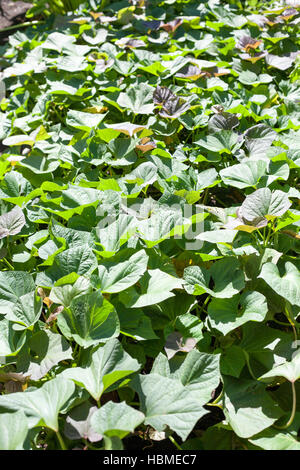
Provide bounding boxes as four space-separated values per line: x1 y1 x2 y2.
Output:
49 276 93 308
103 436 124 450
130 373 208 441
82 28 108 45
0 316 27 356
0 0 299 450
220 346 246 378
207 291 268 335
249 425 300 450
196 131 238 153
244 124 277 150
183 265 210 296
57 291 120 347
175 312 203 343
90 401 144 439
239 188 291 223
2 135 35 146
117 83 154 114
42 32 75 52
258 262 300 307
95 250 148 293
17 329 73 380
137 207 191 246
184 257 245 298
0 206 26 239
107 138 137 166
95 214 137 255
223 376 283 438
275 211 300 232
0 271 35 313
116 302 158 341
200 427 233 450
259 352 300 383
0 271 41 328
120 269 182 308
266 53 295 71
0 377 75 431
220 161 267 189
61 339 140 401
196 229 237 244
152 349 220 404
0 411 28 450
6 290 42 329
37 244 98 287
19 154 60 175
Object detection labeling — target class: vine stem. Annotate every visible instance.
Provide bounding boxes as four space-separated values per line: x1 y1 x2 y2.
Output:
198 295 211 316
206 402 223 409
250 232 263 254
202 188 209 205
6 235 11 259
273 381 297 430
0 20 44 33
185 130 193 143
73 343 79 356
256 230 264 242
77 346 82 365
263 225 273 248
2 258 14 270
272 318 294 327
211 389 223 405
56 430 67 450
169 435 182 450
242 350 257 381
285 302 298 343
291 324 298 344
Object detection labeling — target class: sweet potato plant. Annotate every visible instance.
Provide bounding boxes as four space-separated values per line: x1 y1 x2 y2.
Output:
0 0 299 451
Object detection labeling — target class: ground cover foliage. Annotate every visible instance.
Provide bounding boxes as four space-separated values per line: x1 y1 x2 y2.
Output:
0 0 299 451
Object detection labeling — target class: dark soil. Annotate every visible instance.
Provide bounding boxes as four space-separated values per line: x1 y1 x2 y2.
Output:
0 0 31 31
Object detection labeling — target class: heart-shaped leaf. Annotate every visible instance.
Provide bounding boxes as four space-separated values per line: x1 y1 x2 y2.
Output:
90 401 144 439
223 376 283 438
61 339 140 401
130 373 208 441
57 291 120 347
259 352 300 383
238 188 291 223
0 206 25 239
0 377 75 431
258 262 300 307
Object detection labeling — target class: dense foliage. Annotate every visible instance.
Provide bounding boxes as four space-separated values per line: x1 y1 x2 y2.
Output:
0 0 299 451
